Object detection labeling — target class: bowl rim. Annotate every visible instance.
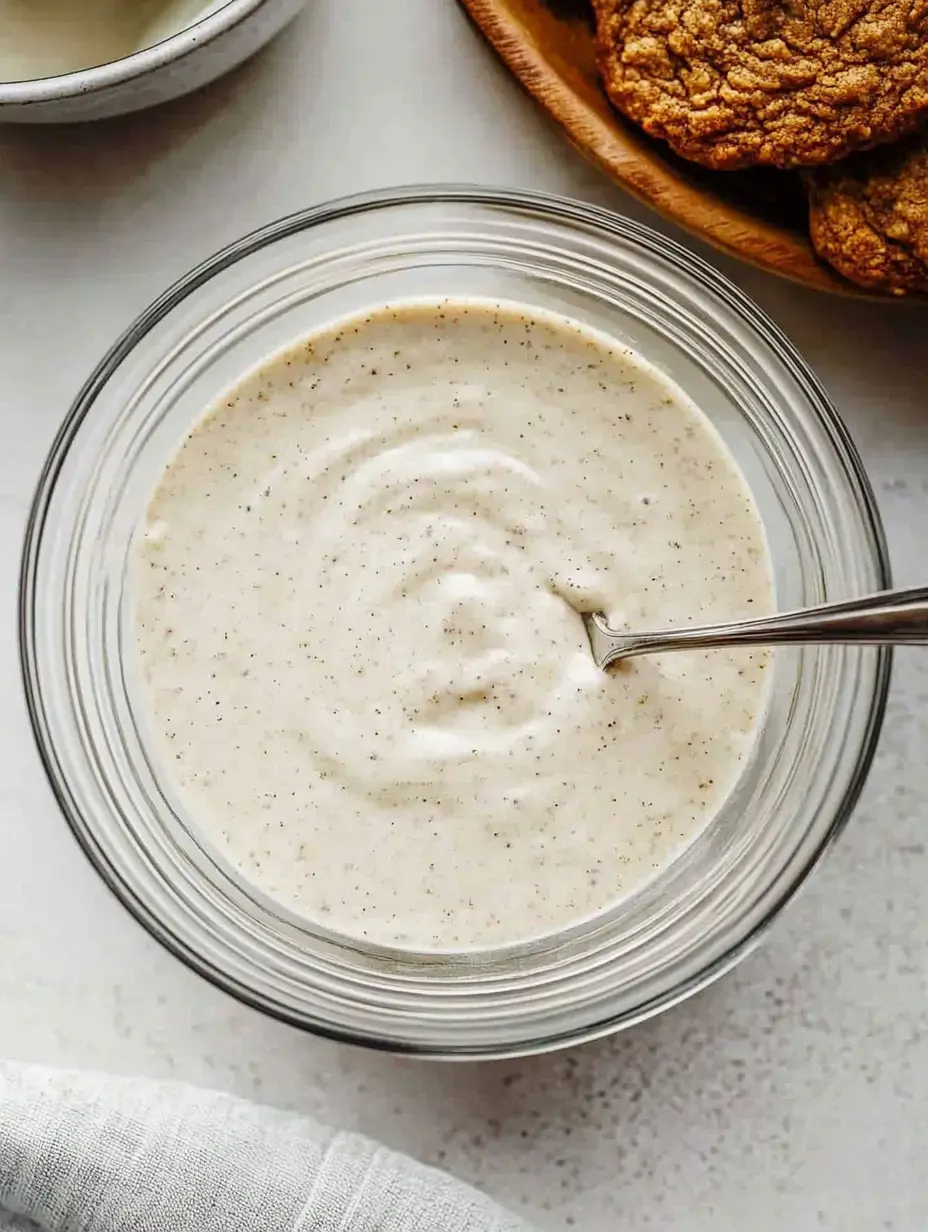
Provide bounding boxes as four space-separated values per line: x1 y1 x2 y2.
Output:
19 184 893 1055
0 0 260 103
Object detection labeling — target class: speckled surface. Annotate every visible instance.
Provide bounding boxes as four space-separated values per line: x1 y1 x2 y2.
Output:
135 301 770 951
0 2 925 1229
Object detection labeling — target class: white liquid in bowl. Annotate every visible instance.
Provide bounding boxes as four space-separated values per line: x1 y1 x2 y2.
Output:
133 299 773 951
0 0 228 81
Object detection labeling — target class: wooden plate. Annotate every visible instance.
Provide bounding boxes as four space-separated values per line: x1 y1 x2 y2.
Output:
459 0 865 296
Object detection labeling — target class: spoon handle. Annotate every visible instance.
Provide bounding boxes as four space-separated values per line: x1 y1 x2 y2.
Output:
587 585 928 668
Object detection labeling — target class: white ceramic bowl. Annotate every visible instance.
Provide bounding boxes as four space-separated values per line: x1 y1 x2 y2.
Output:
0 0 305 123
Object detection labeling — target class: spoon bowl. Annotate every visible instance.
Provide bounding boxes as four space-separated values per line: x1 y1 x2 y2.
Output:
584 586 928 671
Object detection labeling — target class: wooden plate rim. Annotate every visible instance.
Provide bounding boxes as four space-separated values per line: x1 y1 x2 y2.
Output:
459 0 873 297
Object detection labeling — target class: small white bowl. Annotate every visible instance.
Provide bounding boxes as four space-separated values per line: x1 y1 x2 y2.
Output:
0 0 306 123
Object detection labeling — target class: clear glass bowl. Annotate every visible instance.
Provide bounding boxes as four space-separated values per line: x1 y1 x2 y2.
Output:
20 186 890 1059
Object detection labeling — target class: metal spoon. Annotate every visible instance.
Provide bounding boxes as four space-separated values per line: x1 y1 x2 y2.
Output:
583 585 928 671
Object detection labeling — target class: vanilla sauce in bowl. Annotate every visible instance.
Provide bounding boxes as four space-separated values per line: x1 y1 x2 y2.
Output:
0 0 231 80
134 299 772 950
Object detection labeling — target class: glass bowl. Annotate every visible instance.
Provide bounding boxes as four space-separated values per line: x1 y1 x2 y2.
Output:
20 186 890 1059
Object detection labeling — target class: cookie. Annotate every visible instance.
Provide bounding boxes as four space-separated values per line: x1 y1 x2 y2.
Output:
594 0 928 170
808 132 928 294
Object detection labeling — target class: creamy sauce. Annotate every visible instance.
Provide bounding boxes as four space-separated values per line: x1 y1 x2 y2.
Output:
0 0 222 80
134 300 772 950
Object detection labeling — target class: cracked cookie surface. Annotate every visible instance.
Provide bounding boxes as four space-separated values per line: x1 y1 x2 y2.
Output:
594 0 928 170
808 131 928 294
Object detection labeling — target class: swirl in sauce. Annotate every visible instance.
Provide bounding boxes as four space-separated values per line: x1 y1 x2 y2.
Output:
134 300 772 949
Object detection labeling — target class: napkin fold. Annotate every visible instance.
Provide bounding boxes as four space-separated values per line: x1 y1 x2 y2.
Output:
0 1064 536 1232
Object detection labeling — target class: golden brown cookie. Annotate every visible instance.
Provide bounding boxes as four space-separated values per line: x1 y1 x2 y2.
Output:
594 0 928 171
808 132 928 294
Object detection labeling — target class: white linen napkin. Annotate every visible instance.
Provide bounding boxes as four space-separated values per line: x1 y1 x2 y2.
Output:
0 1064 537 1231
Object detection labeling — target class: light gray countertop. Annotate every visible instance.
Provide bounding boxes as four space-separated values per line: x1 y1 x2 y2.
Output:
0 3 925 1229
